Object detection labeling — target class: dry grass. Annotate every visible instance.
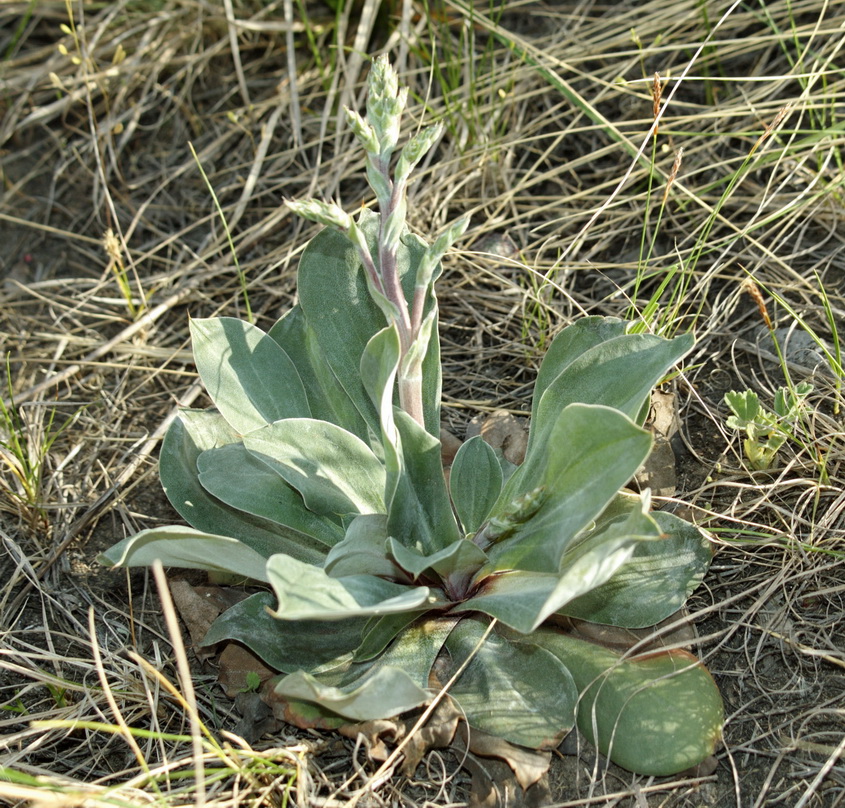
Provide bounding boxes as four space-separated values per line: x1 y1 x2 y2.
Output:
2 0 844 805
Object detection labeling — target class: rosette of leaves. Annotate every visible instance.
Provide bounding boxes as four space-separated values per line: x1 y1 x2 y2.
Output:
101 56 722 778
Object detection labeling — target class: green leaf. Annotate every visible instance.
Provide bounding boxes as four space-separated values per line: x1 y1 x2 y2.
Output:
273 616 455 721
560 508 713 628
190 317 310 435
243 419 386 516
528 328 693 454
203 592 368 673
160 409 317 560
449 436 504 534
353 611 429 662
483 404 653 573
323 514 406 579
532 629 723 776
361 326 402 504
99 526 270 582
197 441 343 548
387 536 488 581
460 493 661 632
724 389 762 429
266 554 437 620
445 616 577 748
274 665 429 723
531 317 627 425
268 306 368 439
387 410 461 555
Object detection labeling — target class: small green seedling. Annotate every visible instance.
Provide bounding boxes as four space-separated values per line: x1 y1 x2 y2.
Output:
724 383 813 470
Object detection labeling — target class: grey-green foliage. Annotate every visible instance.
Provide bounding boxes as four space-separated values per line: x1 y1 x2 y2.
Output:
101 56 722 778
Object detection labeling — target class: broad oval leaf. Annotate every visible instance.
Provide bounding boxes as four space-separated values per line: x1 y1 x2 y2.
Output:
532 628 723 776
268 306 368 438
483 404 652 574
243 418 386 516
458 493 659 633
560 509 713 628
266 553 436 620
203 592 368 673
528 329 692 455
450 436 504 534
531 317 627 426
197 441 343 548
190 317 310 435
160 409 322 561
274 665 430 722
445 616 577 748
98 526 270 582
273 616 456 720
323 514 406 579
387 410 461 555
387 536 488 582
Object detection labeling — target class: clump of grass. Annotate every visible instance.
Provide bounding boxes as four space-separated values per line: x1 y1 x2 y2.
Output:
0 357 82 534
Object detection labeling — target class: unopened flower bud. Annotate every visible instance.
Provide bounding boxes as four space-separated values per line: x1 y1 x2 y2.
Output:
344 107 379 154
366 55 407 156
285 198 352 231
396 124 442 181
415 215 470 290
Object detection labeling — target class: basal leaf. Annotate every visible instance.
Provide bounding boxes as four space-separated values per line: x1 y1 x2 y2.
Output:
353 611 429 662
528 330 692 454
203 592 368 673
387 536 488 581
243 419 386 516
197 441 344 548
190 317 310 435
274 665 429 722
532 629 723 776
160 409 317 560
387 410 461 555
99 526 270 582
462 492 662 632
530 317 627 426
560 509 713 628
268 306 368 439
445 616 577 748
266 554 437 620
273 616 455 721
483 404 652 573
323 514 405 579
450 436 503 534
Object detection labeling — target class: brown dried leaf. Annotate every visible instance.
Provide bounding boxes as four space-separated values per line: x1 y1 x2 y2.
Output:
168 579 223 659
217 641 275 698
338 698 461 775
454 724 552 807
634 388 680 497
467 410 528 466
462 725 550 791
